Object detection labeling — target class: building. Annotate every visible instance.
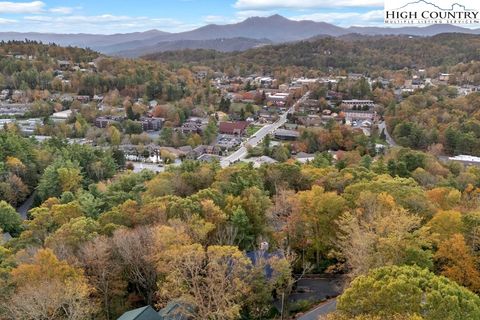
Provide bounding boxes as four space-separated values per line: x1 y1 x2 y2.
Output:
439 73 450 82
266 92 290 106
95 116 123 128
243 155 278 168
341 100 375 109
118 306 161 320
75 95 90 103
219 121 249 135
178 119 205 134
448 155 480 166
344 110 376 122
295 152 316 164
51 110 73 123
140 117 163 131
189 145 221 159
158 300 196 320
274 129 300 140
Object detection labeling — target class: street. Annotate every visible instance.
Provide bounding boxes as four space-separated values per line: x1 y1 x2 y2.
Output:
378 121 397 147
297 299 337 320
220 91 310 168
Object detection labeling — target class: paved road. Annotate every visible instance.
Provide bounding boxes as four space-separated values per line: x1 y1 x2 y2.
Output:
378 121 397 147
16 192 35 220
220 91 310 168
297 299 337 320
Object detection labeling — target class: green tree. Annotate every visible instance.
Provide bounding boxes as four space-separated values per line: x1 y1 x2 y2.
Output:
0 201 22 236
337 265 480 320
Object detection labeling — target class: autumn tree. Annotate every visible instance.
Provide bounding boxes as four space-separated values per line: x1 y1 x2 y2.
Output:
79 236 126 320
435 234 480 293
287 185 346 269
157 244 252 320
4 249 95 320
337 192 431 277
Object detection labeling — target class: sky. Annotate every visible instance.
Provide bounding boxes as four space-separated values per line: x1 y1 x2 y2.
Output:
0 0 474 34
0 0 388 33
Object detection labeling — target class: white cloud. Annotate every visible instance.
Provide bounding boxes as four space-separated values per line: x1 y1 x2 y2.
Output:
203 15 231 24
291 10 384 26
0 1 44 14
20 14 197 33
235 10 276 20
234 0 383 10
0 17 16 24
49 7 75 14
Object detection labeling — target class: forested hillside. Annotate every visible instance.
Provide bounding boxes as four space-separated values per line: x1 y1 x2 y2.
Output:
145 34 480 74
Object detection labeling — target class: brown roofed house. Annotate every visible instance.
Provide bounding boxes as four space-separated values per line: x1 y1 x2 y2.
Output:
219 121 249 135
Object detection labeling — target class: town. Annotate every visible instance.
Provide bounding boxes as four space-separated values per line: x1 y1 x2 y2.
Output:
3 53 480 174
2 8 480 320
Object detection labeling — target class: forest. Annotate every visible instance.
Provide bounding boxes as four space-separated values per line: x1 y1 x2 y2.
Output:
387 86 480 156
1 128 480 319
144 34 480 76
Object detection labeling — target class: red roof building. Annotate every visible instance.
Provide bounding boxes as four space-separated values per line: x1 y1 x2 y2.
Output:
219 121 249 135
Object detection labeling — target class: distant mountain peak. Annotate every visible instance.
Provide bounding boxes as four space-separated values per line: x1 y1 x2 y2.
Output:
396 0 474 11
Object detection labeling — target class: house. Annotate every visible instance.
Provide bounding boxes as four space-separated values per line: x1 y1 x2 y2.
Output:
274 129 300 140
117 305 161 320
189 145 221 159
439 73 450 82
219 121 249 135
197 153 222 163
75 95 90 103
158 300 196 320
57 60 71 69
51 110 73 123
178 120 205 134
297 114 322 127
243 156 278 168
295 152 316 164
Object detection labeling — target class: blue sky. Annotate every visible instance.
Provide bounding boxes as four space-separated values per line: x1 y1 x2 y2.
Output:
0 0 390 34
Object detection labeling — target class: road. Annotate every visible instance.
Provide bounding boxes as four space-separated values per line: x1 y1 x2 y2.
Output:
220 91 310 168
16 192 35 220
297 299 337 320
378 121 397 147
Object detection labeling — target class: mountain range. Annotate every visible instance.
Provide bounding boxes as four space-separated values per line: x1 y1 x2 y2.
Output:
1 14 479 57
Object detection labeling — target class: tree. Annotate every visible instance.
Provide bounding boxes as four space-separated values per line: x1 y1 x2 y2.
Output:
37 160 83 201
203 118 218 144
79 236 126 320
57 167 83 194
336 265 480 320
425 210 463 244
45 217 99 254
4 249 95 320
435 234 480 293
337 192 431 277
288 185 346 269
111 226 158 305
0 201 22 236
157 244 252 320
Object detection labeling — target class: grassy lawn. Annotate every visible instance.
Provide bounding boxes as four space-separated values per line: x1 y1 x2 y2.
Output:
230 102 261 113
246 125 263 137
